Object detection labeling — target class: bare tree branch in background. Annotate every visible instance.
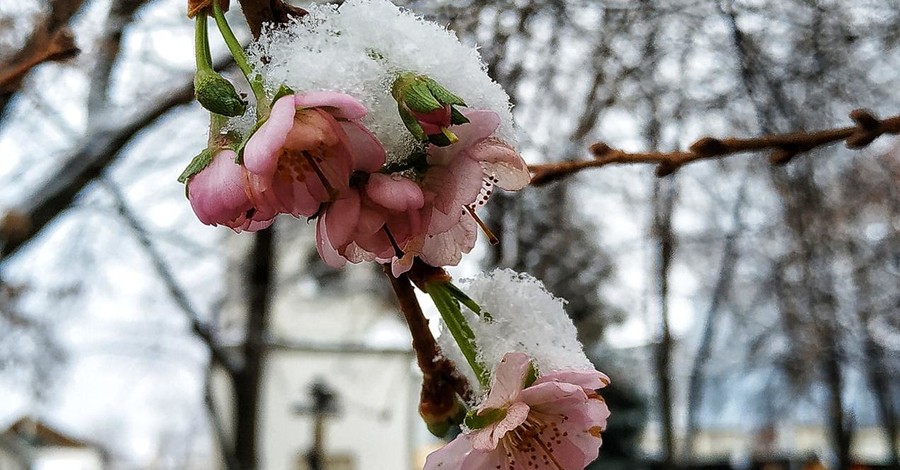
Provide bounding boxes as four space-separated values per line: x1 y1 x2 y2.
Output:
0 56 235 263
0 0 84 118
530 110 900 184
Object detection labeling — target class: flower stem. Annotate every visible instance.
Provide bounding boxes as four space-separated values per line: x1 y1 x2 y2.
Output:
426 282 490 388
210 0 268 116
194 13 213 73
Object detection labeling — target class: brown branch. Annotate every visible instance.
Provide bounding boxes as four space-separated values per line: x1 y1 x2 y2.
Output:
0 55 234 263
529 109 900 185
384 264 471 431
0 0 85 118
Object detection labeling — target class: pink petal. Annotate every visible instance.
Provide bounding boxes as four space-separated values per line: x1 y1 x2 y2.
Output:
294 91 368 120
340 121 386 172
519 381 586 409
480 352 531 410
244 95 296 177
536 369 611 391
316 216 347 268
423 434 478 470
453 109 500 149
470 138 530 191
423 156 484 234
420 211 477 267
187 150 249 225
471 401 530 451
324 191 361 248
366 173 425 211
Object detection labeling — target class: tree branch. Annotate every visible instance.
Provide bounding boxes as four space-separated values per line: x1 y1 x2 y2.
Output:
529 109 900 185
0 56 233 263
0 0 85 119
235 0 307 38
101 178 241 374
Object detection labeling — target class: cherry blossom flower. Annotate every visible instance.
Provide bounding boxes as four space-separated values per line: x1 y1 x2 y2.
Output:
313 108 529 274
316 173 428 276
424 352 610 470
242 91 385 219
418 109 530 266
186 149 274 232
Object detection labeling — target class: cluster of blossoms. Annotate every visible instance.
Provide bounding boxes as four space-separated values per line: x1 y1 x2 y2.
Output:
183 1 529 276
183 1 609 468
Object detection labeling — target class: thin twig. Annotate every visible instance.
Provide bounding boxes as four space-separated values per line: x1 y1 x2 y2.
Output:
102 178 241 374
529 109 900 185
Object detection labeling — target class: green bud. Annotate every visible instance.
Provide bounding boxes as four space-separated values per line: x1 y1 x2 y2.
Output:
402 79 443 113
194 69 246 117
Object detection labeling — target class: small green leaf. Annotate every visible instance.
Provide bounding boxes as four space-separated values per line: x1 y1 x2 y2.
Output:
403 79 443 113
178 148 215 184
523 362 538 388
450 107 470 125
425 78 466 107
272 84 294 103
463 407 507 430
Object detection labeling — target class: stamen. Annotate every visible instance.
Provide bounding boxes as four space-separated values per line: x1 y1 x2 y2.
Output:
465 205 498 245
382 226 404 258
301 151 339 200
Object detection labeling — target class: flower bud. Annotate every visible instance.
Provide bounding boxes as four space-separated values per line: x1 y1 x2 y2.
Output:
392 73 469 146
194 69 246 117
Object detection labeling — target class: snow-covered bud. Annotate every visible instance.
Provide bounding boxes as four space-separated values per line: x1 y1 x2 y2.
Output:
194 69 246 117
392 73 469 146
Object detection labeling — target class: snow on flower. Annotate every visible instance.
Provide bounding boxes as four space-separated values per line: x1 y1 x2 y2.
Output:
438 269 595 391
186 149 275 232
247 0 517 162
424 352 610 470
242 92 385 219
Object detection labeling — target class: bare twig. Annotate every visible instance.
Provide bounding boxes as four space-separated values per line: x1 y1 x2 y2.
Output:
384 263 472 424
0 0 85 118
529 109 900 185
101 178 241 374
0 55 234 263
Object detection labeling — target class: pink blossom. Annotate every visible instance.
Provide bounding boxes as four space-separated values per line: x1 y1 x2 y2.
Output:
242 92 385 219
186 149 274 232
424 352 610 470
419 109 530 266
316 173 427 276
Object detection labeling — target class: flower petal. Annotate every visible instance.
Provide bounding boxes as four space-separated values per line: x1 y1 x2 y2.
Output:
420 211 477 267
244 95 296 177
535 369 611 392
471 138 530 191
295 91 368 120
480 352 532 410
366 173 425 211
340 121 386 172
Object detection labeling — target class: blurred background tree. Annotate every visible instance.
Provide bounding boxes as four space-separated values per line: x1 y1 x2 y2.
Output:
0 0 898 469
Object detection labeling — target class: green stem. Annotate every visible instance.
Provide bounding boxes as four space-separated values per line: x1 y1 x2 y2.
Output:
210 0 268 115
194 13 213 73
427 283 489 388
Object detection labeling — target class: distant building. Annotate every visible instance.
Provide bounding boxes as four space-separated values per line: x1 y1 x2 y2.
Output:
0 417 105 470
213 227 435 470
